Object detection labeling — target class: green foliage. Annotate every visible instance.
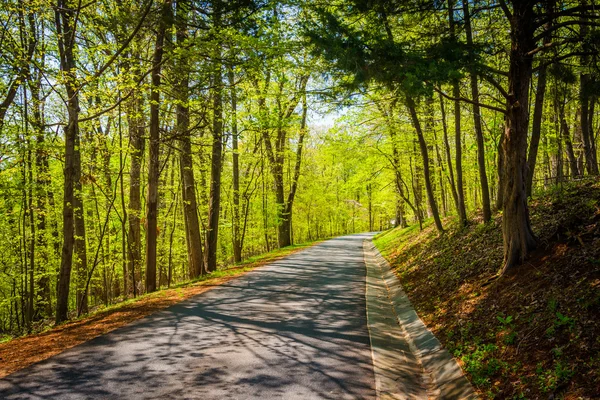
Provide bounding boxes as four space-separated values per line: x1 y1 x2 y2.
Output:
536 361 574 393
456 343 503 387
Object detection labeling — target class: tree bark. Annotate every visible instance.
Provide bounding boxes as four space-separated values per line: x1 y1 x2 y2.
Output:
259 73 308 248
448 0 467 226
500 2 538 275
406 98 444 233
525 4 553 195
463 0 492 220
439 94 460 214
145 0 170 293
55 0 81 323
526 62 548 195
579 0 599 176
386 104 409 228
30 62 53 318
282 92 309 245
229 66 242 262
205 0 223 273
127 89 144 296
558 96 579 178
176 1 204 277
495 130 505 210
74 131 88 315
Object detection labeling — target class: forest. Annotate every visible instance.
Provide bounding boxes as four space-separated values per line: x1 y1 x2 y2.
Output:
0 0 598 338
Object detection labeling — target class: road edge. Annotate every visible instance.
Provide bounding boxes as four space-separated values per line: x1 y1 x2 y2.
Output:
364 239 478 400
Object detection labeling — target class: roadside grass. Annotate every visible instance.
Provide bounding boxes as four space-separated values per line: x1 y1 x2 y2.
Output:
374 179 600 399
0 239 322 378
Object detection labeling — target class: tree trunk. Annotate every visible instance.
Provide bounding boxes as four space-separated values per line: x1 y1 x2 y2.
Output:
500 3 538 275
387 105 409 228
526 63 548 195
127 89 144 296
448 0 467 226
406 98 443 232
463 0 492 220
588 97 597 170
495 130 505 210
205 0 224 273
55 0 80 323
439 94 460 214
31 66 52 318
176 2 204 277
259 74 308 248
74 132 88 315
229 66 242 262
579 1 599 176
281 91 308 246
559 98 579 178
580 74 598 175
145 0 170 293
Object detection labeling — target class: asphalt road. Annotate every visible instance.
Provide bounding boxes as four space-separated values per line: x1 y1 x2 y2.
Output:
0 234 378 399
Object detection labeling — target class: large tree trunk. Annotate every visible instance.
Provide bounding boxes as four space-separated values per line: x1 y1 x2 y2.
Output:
463 0 492 220
406 98 443 233
205 0 224 273
145 0 169 293
176 2 204 277
500 3 538 275
55 0 80 323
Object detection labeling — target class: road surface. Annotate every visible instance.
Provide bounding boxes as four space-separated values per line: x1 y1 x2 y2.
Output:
0 234 379 399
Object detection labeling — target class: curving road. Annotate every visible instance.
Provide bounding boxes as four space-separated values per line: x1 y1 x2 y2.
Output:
0 234 379 399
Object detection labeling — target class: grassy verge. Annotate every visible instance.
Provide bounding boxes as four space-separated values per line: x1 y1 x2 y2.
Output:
374 180 600 399
0 239 322 378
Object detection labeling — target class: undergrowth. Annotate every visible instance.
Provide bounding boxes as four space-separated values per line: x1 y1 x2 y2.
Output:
374 179 600 399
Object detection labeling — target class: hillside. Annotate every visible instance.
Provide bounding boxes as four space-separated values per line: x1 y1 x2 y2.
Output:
374 179 600 399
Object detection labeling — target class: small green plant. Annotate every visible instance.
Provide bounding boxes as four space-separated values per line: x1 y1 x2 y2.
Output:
497 314 513 325
555 312 574 329
546 311 575 336
548 298 558 313
461 343 503 386
536 361 574 393
497 314 517 345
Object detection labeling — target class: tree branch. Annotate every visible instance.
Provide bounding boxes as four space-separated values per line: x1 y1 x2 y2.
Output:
433 86 507 115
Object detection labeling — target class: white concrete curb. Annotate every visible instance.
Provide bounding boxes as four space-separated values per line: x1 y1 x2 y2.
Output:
364 239 478 400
